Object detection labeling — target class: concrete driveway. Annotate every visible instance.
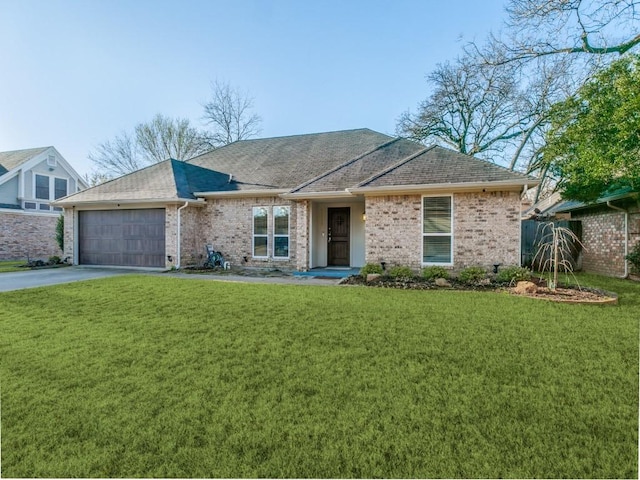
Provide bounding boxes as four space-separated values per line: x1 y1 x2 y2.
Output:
0 267 142 292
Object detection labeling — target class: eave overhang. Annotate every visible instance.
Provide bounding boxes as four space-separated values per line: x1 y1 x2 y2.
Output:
51 198 206 208
193 189 290 198
348 179 537 195
279 190 356 200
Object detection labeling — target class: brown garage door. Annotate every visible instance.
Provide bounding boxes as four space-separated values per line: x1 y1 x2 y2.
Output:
79 209 165 267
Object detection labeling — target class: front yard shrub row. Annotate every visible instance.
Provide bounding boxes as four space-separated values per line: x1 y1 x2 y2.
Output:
360 264 533 285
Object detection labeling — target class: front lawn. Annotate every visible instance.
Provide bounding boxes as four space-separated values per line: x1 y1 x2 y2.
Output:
0 275 637 478
0 260 25 273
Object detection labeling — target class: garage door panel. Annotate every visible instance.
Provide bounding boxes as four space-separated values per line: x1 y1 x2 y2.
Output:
79 209 165 267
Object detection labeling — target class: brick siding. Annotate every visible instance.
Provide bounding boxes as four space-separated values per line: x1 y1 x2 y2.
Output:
195 197 302 270
572 205 640 277
0 211 62 260
365 191 521 272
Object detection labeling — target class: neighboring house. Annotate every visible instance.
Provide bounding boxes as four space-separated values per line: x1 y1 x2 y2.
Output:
0 147 88 260
552 188 640 278
54 129 537 271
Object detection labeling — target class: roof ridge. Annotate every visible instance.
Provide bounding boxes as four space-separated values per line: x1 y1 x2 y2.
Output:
355 145 436 188
0 146 51 155
289 137 402 193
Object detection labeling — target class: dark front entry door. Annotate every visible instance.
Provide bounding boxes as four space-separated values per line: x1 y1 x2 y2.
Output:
327 207 350 266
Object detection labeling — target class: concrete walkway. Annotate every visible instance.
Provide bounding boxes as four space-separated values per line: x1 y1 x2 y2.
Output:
156 271 343 287
0 266 139 292
0 266 344 292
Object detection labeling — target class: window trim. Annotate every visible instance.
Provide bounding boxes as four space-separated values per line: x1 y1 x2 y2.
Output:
252 206 269 259
54 177 68 200
421 194 454 266
272 205 290 260
34 173 50 200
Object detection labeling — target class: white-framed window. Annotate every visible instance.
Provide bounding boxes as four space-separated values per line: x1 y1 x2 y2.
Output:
422 195 453 265
252 206 269 258
35 174 50 200
54 177 68 199
273 206 290 259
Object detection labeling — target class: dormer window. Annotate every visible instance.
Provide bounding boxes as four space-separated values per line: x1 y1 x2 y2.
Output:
47 155 57 167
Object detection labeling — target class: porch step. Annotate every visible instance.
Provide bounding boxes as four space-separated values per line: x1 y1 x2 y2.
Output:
293 268 360 279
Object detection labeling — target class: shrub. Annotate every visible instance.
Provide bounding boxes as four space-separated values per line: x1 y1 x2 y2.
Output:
55 215 64 252
458 266 487 284
388 265 415 279
495 265 531 284
626 242 640 273
48 256 62 265
422 266 450 281
360 263 383 278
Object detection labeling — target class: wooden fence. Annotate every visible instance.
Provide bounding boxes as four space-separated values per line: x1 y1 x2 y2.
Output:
521 220 583 269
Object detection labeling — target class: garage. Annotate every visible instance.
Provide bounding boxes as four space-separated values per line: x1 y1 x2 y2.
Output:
78 209 166 267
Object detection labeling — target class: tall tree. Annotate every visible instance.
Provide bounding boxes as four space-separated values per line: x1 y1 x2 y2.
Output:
477 0 640 66
89 114 210 177
396 53 570 172
202 80 262 146
543 54 640 202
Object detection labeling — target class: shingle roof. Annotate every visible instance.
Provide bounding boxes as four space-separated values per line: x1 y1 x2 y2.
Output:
188 128 394 192
357 145 533 188
57 159 226 203
56 129 538 205
0 147 50 176
291 138 424 193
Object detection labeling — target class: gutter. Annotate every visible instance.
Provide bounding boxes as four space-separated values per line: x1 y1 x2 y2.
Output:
176 201 189 269
606 201 629 278
347 179 535 195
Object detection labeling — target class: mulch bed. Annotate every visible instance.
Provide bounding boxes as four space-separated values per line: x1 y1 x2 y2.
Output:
341 275 618 304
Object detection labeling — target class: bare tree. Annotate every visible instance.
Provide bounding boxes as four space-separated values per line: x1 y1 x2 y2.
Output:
135 114 210 163
397 53 570 167
83 170 113 187
89 114 210 177
202 80 262 146
476 0 640 66
88 131 142 177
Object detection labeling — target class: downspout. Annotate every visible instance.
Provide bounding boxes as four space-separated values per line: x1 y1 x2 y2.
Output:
606 201 629 278
176 201 189 269
519 184 528 267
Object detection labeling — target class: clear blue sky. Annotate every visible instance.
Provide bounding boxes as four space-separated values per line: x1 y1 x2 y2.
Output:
0 0 507 175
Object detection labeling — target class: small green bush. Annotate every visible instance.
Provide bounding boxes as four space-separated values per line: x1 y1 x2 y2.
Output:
388 265 415 279
625 242 640 273
360 263 383 278
495 265 532 284
458 266 487 284
422 266 450 280
55 214 64 252
48 256 62 265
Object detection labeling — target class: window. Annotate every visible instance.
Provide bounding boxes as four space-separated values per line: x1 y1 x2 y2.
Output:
35 174 49 200
252 207 268 258
273 206 290 258
54 178 68 199
24 202 36 210
422 196 452 264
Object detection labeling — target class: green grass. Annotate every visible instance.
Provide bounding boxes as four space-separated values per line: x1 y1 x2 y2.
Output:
0 260 26 273
1 274 637 478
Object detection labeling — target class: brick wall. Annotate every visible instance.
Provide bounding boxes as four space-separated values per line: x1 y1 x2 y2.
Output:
454 191 521 269
365 195 423 270
199 196 302 270
572 206 640 277
364 191 521 272
0 211 62 260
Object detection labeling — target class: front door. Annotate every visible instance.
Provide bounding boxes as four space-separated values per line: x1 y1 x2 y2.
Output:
327 207 350 266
